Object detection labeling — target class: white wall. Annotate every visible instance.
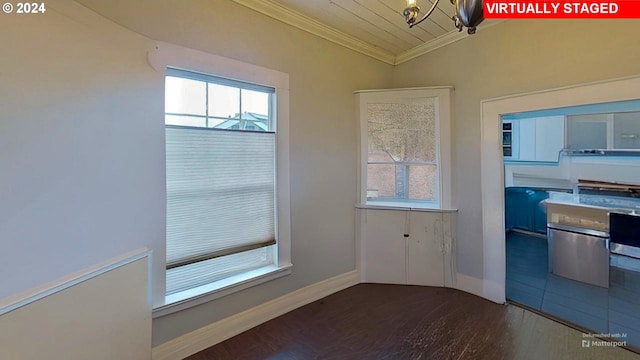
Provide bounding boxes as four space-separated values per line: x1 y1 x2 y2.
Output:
0 1 165 304
506 156 640 189
505 160 571 188
570 156 640 185
1 0 394 347
393 19 640 289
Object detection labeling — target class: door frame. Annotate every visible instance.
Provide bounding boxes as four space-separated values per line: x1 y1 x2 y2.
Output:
480 74 640 303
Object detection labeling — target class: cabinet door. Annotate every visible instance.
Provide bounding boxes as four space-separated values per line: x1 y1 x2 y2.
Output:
407 211 444 286
518 118 537 161
441 212 457 287
566 114 608 149
613 111 640 149
535 116 565 161
362 209 407 284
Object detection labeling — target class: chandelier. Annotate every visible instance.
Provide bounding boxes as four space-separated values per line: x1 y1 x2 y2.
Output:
403 0 484 34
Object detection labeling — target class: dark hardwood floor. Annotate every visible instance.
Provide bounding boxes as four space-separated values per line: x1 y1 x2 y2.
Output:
186 283 639 360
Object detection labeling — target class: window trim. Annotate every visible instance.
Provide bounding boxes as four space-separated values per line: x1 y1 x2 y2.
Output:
356 87 454 210
149 41 291 312
153 264 292 318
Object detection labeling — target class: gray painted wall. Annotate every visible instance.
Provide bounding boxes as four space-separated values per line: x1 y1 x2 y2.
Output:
0 0 165 304
1 0 393 347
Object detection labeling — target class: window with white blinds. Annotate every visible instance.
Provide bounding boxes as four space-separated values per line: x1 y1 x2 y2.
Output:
165 68 277 295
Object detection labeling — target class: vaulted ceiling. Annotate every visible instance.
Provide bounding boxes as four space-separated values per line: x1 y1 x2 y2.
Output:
232 0 499 65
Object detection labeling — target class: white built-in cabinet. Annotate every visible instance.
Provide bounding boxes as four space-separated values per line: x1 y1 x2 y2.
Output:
565 111 640 150
517 116 565 162
535 116 566 161
358 208 457 287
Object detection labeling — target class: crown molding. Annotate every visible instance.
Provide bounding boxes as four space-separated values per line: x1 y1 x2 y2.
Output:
232 0 503 66
395 30 470 65
232 0 396 65
395 20 505 65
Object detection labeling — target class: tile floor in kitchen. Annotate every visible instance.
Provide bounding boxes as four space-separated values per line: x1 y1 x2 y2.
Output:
506 231 640 350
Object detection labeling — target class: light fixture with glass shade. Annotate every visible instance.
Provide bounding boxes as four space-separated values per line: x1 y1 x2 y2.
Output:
403 0 484 34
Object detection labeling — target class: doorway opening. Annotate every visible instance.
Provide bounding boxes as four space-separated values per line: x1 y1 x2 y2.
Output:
502 104 640 348
480 77 640 349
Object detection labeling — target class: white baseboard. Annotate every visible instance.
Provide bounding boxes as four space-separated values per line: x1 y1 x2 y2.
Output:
483 278 506 304
152 270 359 360
454 272 506 304
455 272 484 300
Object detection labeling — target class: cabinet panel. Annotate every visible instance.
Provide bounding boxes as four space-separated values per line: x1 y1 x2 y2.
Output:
518 118 537 161
442 212 457 287
362 209 407 284
407 212 443 286
567 114 608 149
505 187 549 234
535 116 565 161
613 111 640 149
505 187 534 230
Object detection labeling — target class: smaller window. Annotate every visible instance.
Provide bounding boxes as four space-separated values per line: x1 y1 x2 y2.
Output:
357 87 453 209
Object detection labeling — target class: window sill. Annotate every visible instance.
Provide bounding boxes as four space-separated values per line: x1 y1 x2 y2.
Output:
356 203 458 213
152 263 293 318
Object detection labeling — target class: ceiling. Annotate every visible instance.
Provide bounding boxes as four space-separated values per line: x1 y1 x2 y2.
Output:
232 0 497 65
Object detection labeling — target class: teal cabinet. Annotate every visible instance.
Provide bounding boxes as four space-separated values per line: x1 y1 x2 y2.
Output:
505 187 549 234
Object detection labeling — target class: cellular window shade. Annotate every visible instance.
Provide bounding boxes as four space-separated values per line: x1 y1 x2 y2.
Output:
165 127 276 269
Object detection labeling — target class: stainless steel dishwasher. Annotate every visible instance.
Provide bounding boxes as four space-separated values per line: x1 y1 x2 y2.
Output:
548 224 609 288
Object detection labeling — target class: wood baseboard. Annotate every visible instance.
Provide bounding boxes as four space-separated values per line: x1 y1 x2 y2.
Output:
152 270 359 360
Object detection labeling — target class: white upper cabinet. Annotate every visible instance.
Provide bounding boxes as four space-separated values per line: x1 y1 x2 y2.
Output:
566 111 640 150
518 118 537 161
535 116 566 161
613 111 640 149
566 113 610 150
507 116 565 162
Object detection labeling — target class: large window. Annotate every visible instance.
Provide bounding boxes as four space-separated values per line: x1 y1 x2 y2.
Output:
357 87 452 209
165 68 278 295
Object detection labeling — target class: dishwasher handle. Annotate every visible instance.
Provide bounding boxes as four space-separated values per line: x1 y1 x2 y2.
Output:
547 223 610 239
548 225 610 249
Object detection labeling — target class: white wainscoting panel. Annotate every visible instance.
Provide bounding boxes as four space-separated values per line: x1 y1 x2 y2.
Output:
0 250 152 360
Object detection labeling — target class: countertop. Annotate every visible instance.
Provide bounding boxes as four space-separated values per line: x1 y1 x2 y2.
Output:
543 191 640 214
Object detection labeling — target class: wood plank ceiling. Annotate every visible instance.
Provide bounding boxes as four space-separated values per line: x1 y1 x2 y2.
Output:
232 0 491 65
273 0 455 54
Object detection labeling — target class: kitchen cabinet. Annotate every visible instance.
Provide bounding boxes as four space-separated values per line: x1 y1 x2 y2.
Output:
566 113 609 150
613 111 640 149
518 118 537 161
504 187 549 234
359 209 407 284
358 208 456 287
566 111 640 150
535 116 565 161
505 187 534 231
507 116 565 162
